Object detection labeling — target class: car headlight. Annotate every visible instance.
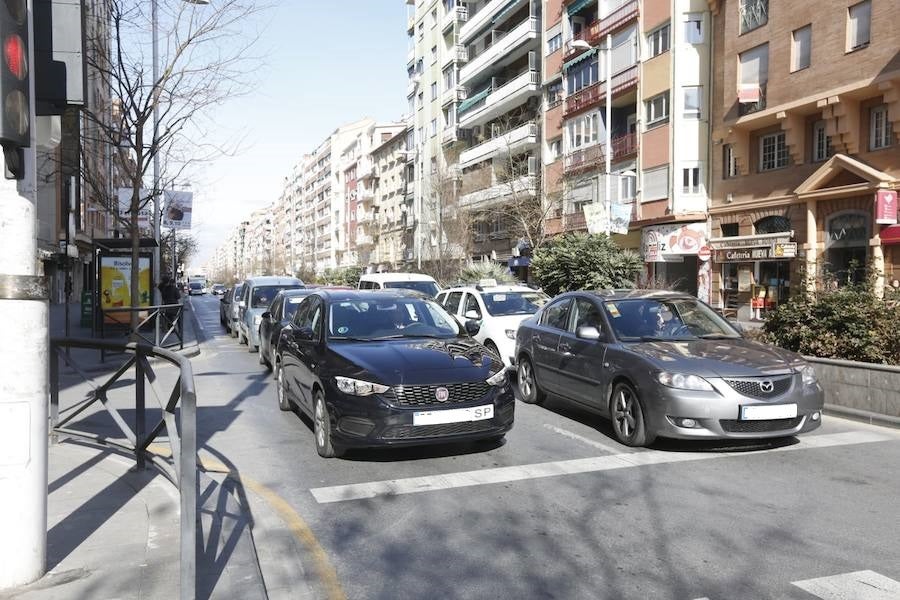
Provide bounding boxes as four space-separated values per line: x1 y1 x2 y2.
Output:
657 372 714 392
505 329 516 340
334 376 389 396
800 364 818 386
486 370 507 386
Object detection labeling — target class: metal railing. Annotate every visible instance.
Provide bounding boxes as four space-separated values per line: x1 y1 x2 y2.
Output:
101 303 184 351
49 337 197 600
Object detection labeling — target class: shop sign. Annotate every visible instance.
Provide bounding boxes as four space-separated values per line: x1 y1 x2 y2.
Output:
876 189 897 225
698 246 711 261
641 222 707 263
772 242 797 258
715 247 773 262
710 235 791 250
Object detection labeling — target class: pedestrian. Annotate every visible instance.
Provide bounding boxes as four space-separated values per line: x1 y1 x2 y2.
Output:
158 274 181 331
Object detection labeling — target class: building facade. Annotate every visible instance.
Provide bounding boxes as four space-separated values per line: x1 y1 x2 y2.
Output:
709 0 899 319
371 129 413 270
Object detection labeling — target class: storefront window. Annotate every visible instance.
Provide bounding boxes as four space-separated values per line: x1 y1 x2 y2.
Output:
825 211 869 284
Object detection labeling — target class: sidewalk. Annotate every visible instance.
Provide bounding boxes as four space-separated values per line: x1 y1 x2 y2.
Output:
1 301 270 600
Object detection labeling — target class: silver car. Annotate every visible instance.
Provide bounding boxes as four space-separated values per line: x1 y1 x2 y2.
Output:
515 290 824 447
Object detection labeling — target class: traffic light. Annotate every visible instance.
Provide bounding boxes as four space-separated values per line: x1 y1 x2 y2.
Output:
0 0 29 149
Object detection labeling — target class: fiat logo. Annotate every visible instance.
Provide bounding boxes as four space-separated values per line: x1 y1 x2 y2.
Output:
435 387 449 402
759 380 774 393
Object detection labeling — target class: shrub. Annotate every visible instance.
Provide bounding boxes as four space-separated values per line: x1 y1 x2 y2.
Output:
531 233 643 297
762 283 900 365
457 261 519 285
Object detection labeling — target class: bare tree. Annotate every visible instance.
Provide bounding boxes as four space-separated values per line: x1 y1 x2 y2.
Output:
421 143 473 284
76 0 265 331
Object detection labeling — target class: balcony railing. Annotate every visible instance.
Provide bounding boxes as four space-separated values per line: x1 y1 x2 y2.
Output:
459 121 538 167
738 82 767 116
442 85 467 106
563 133 636 175
444 45 468 66
596 0 638 39
563 211 587 231
460 17 539 84
544 216 563 236
563 65 638 116
442 126 458 144
611 132 637 160
460 0 525 44
442 5 468 31
458 70 540 126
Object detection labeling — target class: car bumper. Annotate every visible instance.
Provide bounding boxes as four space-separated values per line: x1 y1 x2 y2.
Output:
247 325 260 347
325 381 516 449
639 378 825 440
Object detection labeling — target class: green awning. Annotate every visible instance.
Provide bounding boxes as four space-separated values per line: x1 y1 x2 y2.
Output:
491 0 520 25
457 87 491 114
567 0 595 16
563 48 597 71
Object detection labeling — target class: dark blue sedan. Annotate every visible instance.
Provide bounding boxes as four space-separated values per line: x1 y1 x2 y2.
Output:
274 289 514 458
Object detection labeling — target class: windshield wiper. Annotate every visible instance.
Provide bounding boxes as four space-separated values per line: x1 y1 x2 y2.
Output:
330 336 376 342
697 333 741 340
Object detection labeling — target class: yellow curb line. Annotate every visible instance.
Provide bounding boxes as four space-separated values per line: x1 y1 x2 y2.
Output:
146 445 346 600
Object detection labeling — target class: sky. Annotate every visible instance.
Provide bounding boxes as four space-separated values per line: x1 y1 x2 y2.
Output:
189 1 409 270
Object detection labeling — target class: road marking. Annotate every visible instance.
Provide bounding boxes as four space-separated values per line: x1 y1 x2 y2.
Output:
309 430 891 504
543 423 623 454
792 570 900 599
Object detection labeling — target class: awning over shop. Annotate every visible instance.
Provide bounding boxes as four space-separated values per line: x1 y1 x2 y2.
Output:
566 0 595 16
562 48 597 71
881 225 900 245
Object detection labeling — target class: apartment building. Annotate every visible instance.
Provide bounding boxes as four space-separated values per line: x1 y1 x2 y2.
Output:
543 0 713 297
245 207 275 275
371 129 413 270
709 0 899 319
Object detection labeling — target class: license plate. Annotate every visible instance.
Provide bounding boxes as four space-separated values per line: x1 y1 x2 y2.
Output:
740 404 798 420
413 404 494 426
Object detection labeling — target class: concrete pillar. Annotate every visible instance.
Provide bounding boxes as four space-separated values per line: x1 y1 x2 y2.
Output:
871 235 885 299
805 199 817 294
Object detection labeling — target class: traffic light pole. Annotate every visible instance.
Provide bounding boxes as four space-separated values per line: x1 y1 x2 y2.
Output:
0 6 48 589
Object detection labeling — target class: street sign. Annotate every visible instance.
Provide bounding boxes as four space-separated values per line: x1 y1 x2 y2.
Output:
698 245 711 261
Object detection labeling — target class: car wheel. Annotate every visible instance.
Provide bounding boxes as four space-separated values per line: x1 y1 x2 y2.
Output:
239 331 247 345
313 391 343 458
276 365 291 411
517 356 545 405
609 382 656 448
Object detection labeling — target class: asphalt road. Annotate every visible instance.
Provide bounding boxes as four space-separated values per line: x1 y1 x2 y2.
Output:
188 294 900 600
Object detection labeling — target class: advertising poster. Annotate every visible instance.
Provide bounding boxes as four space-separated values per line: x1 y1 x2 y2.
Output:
163 190 193 230
609 204 632 235
583 203 609 235
641 222 708 262
117 188 153 230
100 256 151 323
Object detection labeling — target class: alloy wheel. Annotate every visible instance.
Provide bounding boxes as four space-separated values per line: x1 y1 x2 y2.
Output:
613 388 637 440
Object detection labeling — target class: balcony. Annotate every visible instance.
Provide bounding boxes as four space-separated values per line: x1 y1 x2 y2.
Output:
356 234 375 247
442 5 468 32
443 45 468 66
407 46 415 66
458 121 538 168
459 0 526 44
459 17 539 85
358 186 375 202
460 175 536 208
563 65 638 117
738 82 767 117
442 85 467 106
544 216 563 235
563 211 587 231
563 133 637 176
442 126 458 144
458 70 540 129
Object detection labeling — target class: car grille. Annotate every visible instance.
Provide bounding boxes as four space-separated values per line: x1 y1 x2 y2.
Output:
724 376 793 398
382 420 495 439
385 381 492 407
720 416 803 433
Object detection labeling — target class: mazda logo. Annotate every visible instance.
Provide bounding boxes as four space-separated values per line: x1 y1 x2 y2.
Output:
435 387 449 402
759 380 774 393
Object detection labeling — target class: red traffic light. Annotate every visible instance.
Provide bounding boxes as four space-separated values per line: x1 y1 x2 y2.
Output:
3 34 25 80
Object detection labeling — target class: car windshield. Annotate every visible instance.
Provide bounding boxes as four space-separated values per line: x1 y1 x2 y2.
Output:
482 291 549 316
384 281 440 297
251 285 298 308
329 297 461 340
603 298 740 341
189 283 202 290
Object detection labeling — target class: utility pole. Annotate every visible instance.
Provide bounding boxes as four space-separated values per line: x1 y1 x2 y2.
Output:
0 5 48 589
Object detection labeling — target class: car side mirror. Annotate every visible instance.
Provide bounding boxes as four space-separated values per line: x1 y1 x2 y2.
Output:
261 311 271 320
464 310 481 320
298 326 315 341
465 319 481 336
576 325 601 341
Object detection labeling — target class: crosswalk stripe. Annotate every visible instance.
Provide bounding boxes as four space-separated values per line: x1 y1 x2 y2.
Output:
792 570 900 599
309 430 891 504
543 423 623 454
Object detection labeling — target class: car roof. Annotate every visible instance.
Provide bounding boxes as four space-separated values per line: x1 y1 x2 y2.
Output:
274 288 315 299
243 276 304 286
313 288 432 302
442 284 537 294
358 272 437 283
583 289 698 301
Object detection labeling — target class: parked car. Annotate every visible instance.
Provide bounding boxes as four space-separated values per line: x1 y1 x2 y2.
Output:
515 290 824 447
227 283 244 337
274 289 514 457
237 276 304 351
357 272 441 297
211 283 226 296
258 288 315 370
219 287 235 329
437 281 549 368
187 282 204 296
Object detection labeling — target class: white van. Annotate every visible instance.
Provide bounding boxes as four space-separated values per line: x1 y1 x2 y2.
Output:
357 272 441 297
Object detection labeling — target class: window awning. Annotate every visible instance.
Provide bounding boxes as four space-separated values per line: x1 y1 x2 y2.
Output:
491 0 520 25
563 48 596 71
457 87 491 114
566 0 595 16
881 224 900 245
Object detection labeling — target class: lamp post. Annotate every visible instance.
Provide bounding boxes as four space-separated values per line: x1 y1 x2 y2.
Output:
571 36 613 235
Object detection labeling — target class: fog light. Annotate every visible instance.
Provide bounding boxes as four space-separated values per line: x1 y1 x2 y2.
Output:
679 418 698 428
811 411 821 422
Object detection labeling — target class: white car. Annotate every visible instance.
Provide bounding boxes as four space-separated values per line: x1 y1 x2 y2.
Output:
437 282 549 368
358 272 441 297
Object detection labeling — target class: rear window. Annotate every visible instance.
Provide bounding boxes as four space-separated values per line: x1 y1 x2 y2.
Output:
384 280 440 297
251 285 300 308
189 282 202 290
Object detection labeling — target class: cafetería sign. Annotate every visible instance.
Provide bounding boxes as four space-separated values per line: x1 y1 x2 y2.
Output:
709 232 795 263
